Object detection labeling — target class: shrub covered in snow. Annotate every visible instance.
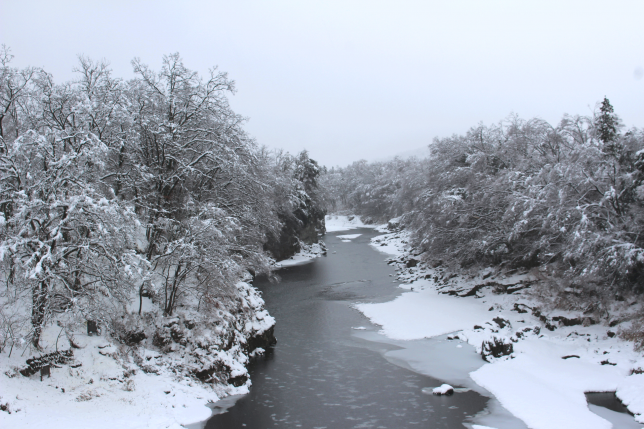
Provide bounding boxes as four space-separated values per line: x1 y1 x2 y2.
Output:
481 337 514 362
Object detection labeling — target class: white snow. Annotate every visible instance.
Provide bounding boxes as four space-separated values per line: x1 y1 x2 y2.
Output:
273 242 326 268
353 223 644 429
589 404 644 429
355 280 491 340
0 280 275 429
325 215 380 232
274 254 317 268
470 339 626 429
0 333 219 429
433 384 454 395
369 231 408 256
617 374 644 421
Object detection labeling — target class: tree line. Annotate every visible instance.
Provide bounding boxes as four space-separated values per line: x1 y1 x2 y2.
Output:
322 100 644 314
0 47 325 350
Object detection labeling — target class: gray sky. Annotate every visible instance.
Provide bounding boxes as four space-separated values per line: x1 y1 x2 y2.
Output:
1 1 643 167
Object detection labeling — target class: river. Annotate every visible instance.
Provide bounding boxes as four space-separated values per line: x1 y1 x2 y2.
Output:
205 228 515 428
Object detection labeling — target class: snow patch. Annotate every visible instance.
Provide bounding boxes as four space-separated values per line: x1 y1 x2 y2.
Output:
355 281 491 340
274 242 326 268
325 215 381 232
470 339 625 429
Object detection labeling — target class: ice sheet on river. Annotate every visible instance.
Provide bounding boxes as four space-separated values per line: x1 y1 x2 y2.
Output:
355 278 644 429
355 279 491 340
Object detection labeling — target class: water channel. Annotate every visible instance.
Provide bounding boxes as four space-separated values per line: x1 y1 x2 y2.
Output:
206 228 507 428
205 228 635 429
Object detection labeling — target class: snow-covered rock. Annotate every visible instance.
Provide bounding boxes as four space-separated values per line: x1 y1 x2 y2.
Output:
432 384 454 395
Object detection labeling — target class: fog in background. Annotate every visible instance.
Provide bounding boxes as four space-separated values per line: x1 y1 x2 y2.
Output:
1 0 642 167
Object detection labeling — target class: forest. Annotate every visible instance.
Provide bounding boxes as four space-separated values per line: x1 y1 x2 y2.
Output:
2 46 644 408
322 102 644 337
0 48 325 386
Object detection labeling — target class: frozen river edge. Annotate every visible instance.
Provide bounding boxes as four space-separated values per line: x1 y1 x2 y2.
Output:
326 215 644 429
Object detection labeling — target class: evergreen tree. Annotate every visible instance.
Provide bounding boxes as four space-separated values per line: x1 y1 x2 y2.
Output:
596 96 620 155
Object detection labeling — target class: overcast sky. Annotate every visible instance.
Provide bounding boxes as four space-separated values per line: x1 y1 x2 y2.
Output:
1 1 643 167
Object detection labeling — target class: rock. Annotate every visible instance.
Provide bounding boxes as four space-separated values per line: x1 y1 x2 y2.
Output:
162 317 180 328
170 324 186 344
524 326 540 335
227 374 248 387
432 384 454 395
492 317 511 329
512 303 531 314
607 331 616 338
481 337 514 362
387 218 401 231
152 329 172 348
183 318 196 330
406 258 419 268
532 308 557 331
561 355 580 359
124 330 147 346
545 322 557 331
245 325 277 354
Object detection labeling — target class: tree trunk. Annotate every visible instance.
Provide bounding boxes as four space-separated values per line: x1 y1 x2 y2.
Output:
31 281 49 349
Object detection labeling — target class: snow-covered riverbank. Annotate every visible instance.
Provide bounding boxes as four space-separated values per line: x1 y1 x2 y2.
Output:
0 281 275 429
271 241 327 268
0 224 324 429
331 216 644 429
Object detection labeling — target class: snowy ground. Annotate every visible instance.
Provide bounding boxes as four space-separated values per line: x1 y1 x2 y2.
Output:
355 226 644 429
0 329 219 429
0 281 274 429
272 241 327 268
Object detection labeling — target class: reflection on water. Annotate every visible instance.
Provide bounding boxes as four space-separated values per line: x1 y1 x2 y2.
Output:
206 230 491 428
585 392 642 429
585 392 633 415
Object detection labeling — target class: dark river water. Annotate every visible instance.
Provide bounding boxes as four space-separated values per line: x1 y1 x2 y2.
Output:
202 228 642 429
206 228 491 429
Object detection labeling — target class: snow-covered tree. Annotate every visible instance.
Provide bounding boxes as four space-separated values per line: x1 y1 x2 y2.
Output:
0 127 143 348
323 103 644 312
